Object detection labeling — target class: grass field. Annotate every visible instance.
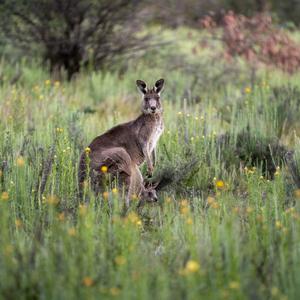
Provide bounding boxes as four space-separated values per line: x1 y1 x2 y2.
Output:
1 27 300 300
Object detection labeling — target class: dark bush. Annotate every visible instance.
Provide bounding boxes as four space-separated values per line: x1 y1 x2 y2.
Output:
0 0 148 79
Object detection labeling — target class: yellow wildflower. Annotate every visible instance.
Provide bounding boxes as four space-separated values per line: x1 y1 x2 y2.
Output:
15 219 22 228
68 227 76 236
45 79 51 85
165 197 172 203
131 194 138 201
47 195 59 205
244 86 251 94
180 206 189 215
58 212 65 221
180 199 189 206
83 180 89 189
33 85 40 92
246 207 253 214
177 111 182 116
79 204 87 216
229 281 240 290
207 196 215 205
112 188 118 195
271 287 279 297
82 277 94 287
110 287 121 296
101 165 108 173
16 156 25 167
115 255 126 266
256 215 264 223
54 81 60 87
186 217 193 225
4 245 13 256
211 202 220 209
185 260 200 273
232 207 240 214
39 95 44 100
275 221 282 229
85 147 91 155
102 191 109 199
215 180 225 190
1 191 9 201
294 189 300 198
127 212 140 224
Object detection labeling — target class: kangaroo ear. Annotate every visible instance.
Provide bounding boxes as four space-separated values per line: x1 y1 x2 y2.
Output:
136 80 147 94
155 78 164 94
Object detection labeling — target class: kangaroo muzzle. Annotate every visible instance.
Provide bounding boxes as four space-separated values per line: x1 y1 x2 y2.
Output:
149 99 157 113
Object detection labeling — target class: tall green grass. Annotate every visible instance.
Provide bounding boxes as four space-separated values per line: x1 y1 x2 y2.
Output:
1 27 300 299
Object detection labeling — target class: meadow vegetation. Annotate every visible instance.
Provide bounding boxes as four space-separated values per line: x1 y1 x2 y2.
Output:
1 26 300 299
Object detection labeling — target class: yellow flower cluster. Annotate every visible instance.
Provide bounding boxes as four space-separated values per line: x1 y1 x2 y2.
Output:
102 191 109 199
47 195 59 205
16 156 25 167
179 260 200 275
68 227 76 236
244 86 251 94
294 189 300 198
57 212 65 222
82 276 94 287
1 191 9 201
274 166 280 176
206 196 220 209
229 281 240 290
56 127 64 133
180 199 189 215
124 212 142 227
110 287 121 296
15 219 23 228
114 255 126 266
79 204 87 216
244 166 256 175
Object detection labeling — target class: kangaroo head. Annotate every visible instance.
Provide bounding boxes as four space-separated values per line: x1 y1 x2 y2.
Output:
136 79 165 115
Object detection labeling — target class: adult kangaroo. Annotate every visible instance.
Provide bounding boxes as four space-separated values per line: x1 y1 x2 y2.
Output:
78 79 165 207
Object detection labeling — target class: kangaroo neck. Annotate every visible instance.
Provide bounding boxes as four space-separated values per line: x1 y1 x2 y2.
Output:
136 112 162 123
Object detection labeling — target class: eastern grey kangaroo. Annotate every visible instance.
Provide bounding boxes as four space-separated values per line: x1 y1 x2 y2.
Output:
78 79 165 207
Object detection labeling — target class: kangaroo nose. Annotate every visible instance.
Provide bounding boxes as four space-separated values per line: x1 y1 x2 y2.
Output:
151 106 156 111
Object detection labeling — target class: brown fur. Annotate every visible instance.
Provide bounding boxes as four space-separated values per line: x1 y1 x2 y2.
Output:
78 79 165 207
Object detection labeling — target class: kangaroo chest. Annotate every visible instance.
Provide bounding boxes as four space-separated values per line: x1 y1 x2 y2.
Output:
148 119 164 152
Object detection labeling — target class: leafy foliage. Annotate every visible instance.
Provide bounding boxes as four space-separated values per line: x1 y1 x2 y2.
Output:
0 0 148 79
202 12 300 73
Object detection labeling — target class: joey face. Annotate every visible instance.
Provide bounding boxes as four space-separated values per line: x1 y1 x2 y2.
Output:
136 79 165 115
141 187 158 202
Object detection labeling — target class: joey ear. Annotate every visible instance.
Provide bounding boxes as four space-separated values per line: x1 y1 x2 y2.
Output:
136 80 147 94
154 78 164 94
